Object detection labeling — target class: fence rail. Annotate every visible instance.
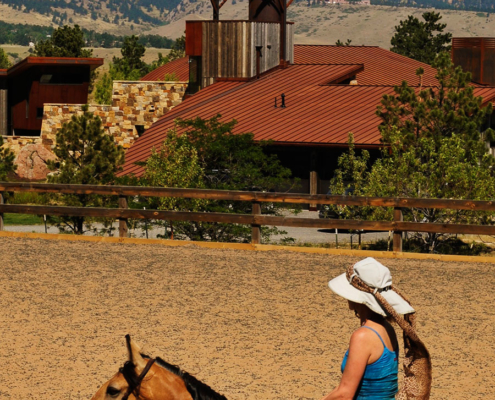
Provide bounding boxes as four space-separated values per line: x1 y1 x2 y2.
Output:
0 182 494 252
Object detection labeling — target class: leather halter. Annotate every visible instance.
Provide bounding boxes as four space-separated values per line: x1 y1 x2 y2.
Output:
122 358 156 400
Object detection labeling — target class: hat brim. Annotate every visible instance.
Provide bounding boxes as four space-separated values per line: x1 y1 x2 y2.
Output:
328 273 415 317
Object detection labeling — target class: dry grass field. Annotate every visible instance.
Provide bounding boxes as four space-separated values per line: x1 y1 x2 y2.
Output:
153 2 495 48
1 236 494 399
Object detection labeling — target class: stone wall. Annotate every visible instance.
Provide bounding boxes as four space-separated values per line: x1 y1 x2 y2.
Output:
1 80 188 180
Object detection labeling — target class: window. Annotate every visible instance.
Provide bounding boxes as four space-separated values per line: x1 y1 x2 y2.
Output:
135 125 146 137
37 108 44 119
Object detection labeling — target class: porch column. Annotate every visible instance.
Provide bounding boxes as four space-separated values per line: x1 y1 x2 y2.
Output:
309 151 318 211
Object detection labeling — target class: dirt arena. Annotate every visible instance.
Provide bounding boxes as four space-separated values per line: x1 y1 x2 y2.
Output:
1 237 494 400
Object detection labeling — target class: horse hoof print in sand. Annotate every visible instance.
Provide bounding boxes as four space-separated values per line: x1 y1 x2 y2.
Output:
91 335 227 400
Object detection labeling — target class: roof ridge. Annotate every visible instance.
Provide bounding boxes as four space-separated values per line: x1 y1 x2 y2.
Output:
294 44 380 48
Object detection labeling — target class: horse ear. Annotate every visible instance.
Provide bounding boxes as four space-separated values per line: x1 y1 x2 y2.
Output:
125 334 147 372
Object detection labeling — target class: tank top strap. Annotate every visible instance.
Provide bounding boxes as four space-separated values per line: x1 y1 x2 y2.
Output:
361 325 386 348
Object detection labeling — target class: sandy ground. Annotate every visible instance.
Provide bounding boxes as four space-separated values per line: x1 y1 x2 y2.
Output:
0 237 494 399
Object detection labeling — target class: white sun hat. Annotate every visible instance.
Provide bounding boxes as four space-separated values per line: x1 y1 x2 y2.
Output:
328 257 415 317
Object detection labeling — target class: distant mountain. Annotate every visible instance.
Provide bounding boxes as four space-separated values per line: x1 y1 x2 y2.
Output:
2 0 493 30
0 0 183 26
372 0 495 13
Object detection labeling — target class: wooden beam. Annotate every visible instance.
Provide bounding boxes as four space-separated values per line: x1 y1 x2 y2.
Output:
2 203 495 236
2 182 495 211
211 0 220 20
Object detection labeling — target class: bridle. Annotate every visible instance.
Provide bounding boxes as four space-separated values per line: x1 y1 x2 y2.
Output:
121 358 156 400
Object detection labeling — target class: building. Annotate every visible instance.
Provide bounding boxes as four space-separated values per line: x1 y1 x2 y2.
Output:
452 37 495 86
0 56 103 138
121 31 495 201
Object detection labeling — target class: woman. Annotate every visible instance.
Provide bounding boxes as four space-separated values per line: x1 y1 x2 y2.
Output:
321 257 432 400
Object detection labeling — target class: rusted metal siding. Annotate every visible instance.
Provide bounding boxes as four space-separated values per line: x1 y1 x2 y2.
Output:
185 22 203 56
452 37 495 86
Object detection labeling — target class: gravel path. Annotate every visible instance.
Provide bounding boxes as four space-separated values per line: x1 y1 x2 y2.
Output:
1 236 494 399
3 210 389 245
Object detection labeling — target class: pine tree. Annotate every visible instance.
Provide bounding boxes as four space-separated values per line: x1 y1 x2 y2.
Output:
47 105 125 234
390 12 452 65
34 25 92 58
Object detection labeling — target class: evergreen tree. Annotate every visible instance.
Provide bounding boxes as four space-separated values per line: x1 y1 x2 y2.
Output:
168 35 185 61
330 53 495 253
34 24 92 58
390 12 452 65
112 35 147 76
377 52 494 160
47 105 125 234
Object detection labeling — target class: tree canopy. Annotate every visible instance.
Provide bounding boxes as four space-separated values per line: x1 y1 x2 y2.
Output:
112 35 148 77
47 105 125 234
390 12 452 65
330 53 495 253
34 24 92 58
137 115 295 242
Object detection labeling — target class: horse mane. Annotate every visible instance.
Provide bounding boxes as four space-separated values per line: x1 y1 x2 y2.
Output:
141 354 228 400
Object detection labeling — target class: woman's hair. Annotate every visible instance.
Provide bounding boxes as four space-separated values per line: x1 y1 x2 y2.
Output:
350 301 395 323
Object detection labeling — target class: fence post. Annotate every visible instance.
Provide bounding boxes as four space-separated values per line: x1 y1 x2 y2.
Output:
118 195 128 238
251 201 261 245
393 207 403 252
0 192 3 231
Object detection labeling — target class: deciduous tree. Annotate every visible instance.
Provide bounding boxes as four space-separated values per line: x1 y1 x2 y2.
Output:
0 47 11 69
139 115 295 243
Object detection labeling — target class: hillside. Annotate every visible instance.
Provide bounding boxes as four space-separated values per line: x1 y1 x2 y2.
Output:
151 1 495 48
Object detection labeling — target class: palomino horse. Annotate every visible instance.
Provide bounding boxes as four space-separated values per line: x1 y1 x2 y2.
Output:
91 335 228 400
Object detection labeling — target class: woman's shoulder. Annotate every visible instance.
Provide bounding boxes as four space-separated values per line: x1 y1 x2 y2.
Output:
349 326 378 349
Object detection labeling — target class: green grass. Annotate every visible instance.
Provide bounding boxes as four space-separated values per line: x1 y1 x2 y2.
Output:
3 213 44 225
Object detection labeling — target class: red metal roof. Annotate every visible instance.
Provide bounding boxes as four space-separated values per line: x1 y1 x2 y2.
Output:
141 56 190 81
294 45 440 86
121 46 495 177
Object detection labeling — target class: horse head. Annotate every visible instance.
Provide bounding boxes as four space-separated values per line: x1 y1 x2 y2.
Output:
91 335 193 400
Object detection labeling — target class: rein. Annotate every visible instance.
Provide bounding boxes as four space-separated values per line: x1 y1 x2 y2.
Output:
122 358 156 400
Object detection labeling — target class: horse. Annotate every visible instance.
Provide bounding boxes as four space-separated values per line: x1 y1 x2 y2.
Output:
91 335 228 400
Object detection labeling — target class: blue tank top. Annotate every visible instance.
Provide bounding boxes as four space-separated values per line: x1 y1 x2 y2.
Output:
341 326 399 400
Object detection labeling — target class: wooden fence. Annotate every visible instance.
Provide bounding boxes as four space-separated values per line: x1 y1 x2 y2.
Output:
1 182 495 252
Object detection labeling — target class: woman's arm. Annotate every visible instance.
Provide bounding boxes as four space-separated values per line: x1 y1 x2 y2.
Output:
320 328 373 400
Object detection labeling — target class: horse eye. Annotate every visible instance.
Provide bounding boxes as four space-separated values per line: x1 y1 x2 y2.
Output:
106 386 121 397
